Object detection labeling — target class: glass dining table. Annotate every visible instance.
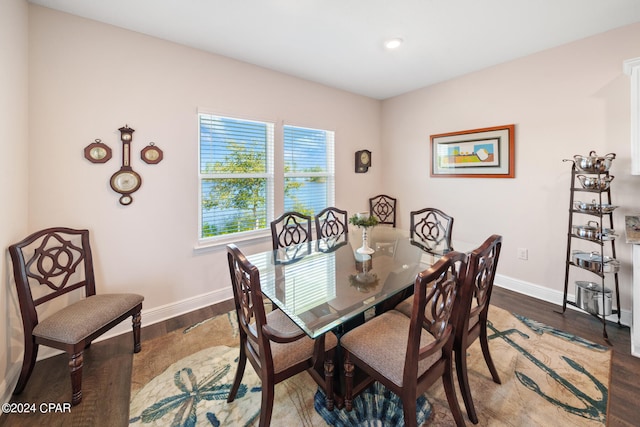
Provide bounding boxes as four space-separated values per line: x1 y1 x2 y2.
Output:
246 226 477 339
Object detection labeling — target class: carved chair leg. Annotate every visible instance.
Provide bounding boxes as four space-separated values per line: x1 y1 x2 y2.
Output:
456 347 477 424
69 351 84 406
480 322 501 384
259 382 275 427
14 339 38 394
443 358 466 427
344 352 354 411
324 356 335 411
132 311 142 353
227 341 247 403
402 396 418 427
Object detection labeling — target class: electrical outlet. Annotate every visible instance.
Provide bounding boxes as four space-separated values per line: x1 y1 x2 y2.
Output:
517 248 528 260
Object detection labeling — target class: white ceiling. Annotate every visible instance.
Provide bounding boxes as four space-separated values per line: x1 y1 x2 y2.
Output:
29 0 640 99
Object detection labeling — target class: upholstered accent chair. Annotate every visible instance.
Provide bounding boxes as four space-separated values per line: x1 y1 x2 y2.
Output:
340 251 469 427
270 211 312 250
8 227 143 405
226 244 338 425
315 206 349 240
454 234 503 424
369 194 397 227
410 207 454 252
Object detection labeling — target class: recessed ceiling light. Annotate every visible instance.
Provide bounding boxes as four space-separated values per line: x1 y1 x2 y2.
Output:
384 37 403 50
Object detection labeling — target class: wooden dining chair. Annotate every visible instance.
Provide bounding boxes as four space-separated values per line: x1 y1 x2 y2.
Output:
226 244 338 425
369 194 397 227
270 211 312 250
340 251 469 427
454 234 503 424
410 207 454 252
315 206 349 240
8 227 144 405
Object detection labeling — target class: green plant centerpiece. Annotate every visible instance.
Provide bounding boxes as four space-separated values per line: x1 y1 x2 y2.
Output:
348 213 379 228
349 212 378 254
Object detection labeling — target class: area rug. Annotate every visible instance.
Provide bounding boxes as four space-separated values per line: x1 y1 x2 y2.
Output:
128 306 611 426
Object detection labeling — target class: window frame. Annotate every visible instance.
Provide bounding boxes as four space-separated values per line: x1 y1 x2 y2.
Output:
196 113 335 249
197 112 275 247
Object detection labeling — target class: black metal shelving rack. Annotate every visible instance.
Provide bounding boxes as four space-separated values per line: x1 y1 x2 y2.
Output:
561 161 621 343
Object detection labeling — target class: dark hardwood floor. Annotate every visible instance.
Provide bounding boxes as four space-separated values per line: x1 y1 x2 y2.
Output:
0 288 637 426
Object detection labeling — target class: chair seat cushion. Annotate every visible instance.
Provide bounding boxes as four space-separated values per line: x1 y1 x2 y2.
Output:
340 310 439 387
250 309 338 374
33 293 143 344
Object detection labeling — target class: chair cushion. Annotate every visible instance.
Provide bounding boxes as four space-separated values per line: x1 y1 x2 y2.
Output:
33 293 143 344
249 309 338 374
340 310 439 387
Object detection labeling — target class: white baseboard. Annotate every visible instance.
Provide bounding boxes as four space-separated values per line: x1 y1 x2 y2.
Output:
632 325 640 358
495 273 632 327
27 273 636 363
97 287 234 342
35 287 234 361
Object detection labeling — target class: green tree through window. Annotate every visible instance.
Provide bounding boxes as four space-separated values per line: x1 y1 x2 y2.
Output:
199 114 334 241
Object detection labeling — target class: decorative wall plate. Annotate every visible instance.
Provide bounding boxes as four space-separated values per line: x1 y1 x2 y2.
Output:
84 139 112 163
141 142 163 164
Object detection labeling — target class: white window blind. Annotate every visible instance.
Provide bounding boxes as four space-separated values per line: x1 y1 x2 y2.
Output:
199 114 274 239
284 125 335 216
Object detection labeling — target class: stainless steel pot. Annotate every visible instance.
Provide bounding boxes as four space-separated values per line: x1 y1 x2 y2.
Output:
572 251 620 273
575 281 612 316
573 200 618 213
576 174 614 191
573 151 616 173
572 221 616 240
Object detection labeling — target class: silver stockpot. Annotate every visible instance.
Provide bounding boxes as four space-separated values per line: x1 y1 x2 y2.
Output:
572 251 620 273
573 200 618 214
573 151 616 173
575 281 612 316
576 174 614 191
572 221 616 240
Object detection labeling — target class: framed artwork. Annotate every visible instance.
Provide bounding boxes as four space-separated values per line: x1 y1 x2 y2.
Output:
430 124 515 178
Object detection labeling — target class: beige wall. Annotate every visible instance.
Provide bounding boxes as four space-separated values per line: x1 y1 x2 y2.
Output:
0 0 29 406
381 23 640 310
26 6 381 311
1 4 382 402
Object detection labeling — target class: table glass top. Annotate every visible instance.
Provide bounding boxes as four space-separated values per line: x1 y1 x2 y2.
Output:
246 226 476 338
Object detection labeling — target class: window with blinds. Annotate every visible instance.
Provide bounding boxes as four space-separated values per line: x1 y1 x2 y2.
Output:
199 114 274 239
284 125 335 217
198 114 335 243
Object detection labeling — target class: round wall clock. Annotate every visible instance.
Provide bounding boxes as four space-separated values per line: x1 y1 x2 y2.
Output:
141 142 163 164
84 139 112 163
